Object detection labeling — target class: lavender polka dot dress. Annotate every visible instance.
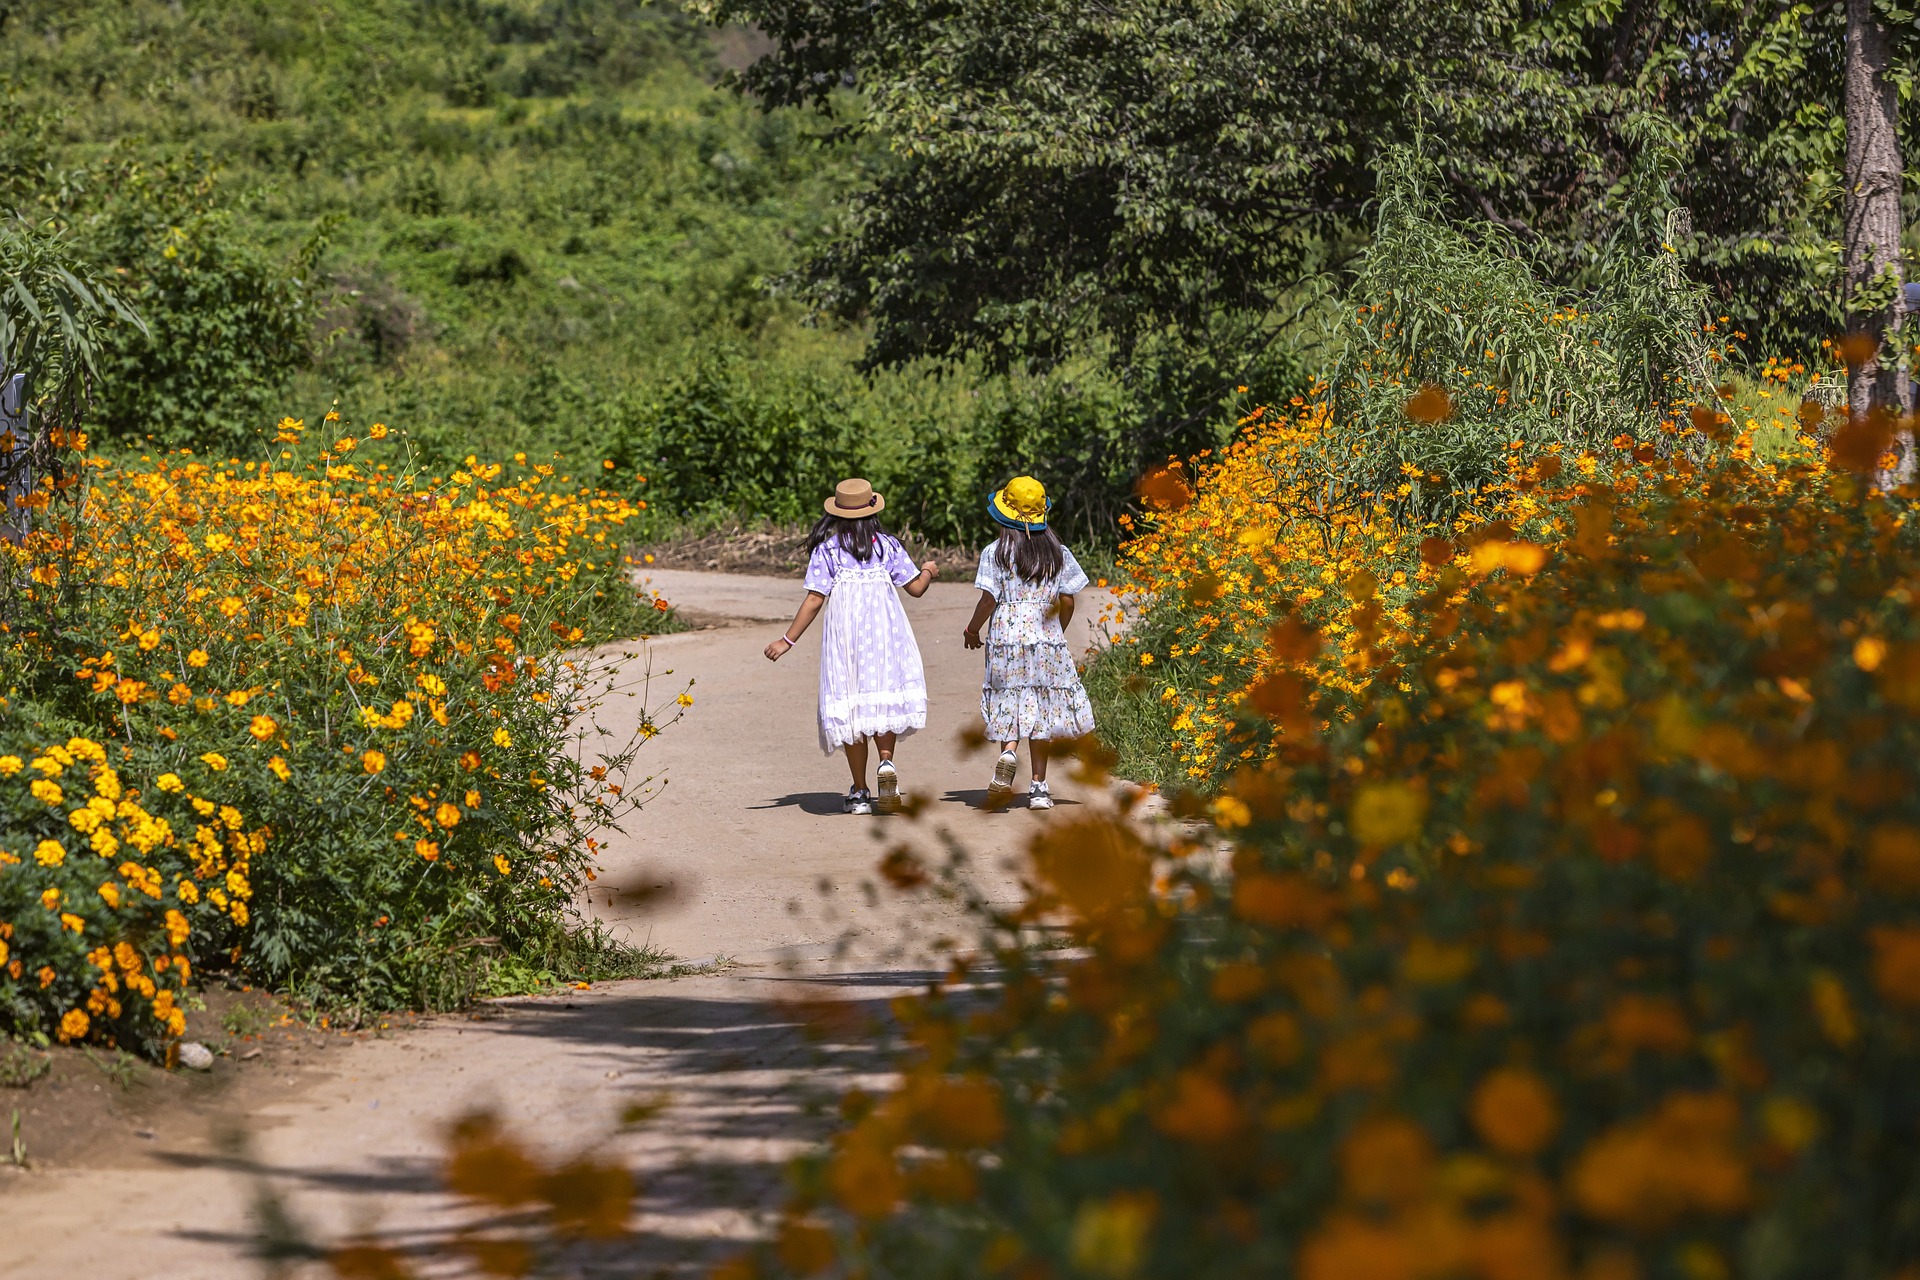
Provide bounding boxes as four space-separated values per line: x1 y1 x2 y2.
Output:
804 536 929 753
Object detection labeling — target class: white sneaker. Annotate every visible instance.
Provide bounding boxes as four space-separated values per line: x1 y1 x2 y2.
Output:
844 787 873 815
1028 781 1053 811
875 760 901 813
986 750 1018 805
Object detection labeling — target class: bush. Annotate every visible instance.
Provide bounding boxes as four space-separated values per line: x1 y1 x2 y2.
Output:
0 416 684 1042
74 154 317 455
723 440 1920 1280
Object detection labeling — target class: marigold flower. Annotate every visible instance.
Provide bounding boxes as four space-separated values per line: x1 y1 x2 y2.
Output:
156 773 184 792
1470 1068 1560 1157
187 649 210 668
435 802 461 829
199 752 228 772
363 750 387 775
249 714 278 740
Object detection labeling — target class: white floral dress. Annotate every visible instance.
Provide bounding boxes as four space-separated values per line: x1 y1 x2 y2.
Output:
805 536 928 753
974 544 1096 741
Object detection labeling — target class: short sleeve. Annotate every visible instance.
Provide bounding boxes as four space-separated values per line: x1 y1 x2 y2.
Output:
1056 546 1091 595
973 547 1003 598
803 544 836 595
882 536 918 586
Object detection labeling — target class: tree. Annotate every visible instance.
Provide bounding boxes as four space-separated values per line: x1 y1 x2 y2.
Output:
1841 0 1908 418
698 0 1586 461
710 0 1918 402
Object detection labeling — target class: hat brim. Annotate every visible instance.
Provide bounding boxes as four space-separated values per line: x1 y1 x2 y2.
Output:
825 493 885 518
987 491 1048 531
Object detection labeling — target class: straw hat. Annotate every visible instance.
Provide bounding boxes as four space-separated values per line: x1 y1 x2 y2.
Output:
824 477 885 518
988 476 1050 531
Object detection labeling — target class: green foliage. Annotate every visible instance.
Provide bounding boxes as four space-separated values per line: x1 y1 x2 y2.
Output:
0 219 141 439
78 156 318 455
1301 147 1712 529
0 1039 49 1088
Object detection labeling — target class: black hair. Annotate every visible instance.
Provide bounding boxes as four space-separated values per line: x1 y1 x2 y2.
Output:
995 524 1066 583
807 512 890 562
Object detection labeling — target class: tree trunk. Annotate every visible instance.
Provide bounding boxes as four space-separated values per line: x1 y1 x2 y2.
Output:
1842 0 1907 422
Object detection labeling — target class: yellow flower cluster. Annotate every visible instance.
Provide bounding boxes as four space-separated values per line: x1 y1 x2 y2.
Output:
0 413 677 1025
0 735 250 1046
701 405 1920 1280
1109 391 1825 784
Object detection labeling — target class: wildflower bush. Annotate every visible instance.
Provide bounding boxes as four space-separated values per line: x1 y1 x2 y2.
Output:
0 418 682 1048
721 431 1920 1279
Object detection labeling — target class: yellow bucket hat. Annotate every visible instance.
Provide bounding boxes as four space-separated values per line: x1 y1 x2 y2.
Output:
988 476 1050 531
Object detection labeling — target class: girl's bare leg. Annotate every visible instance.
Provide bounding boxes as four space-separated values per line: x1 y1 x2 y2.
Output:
845 739 869 789
1030 737 1049 783
875 732 897 762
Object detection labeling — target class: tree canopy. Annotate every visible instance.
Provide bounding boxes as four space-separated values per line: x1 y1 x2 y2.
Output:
708 0 1918 381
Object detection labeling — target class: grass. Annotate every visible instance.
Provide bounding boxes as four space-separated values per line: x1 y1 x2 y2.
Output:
475 919 704 998
0 1040 50 1089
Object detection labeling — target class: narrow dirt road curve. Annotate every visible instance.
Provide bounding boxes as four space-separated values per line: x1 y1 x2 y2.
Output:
0 570 1120 1279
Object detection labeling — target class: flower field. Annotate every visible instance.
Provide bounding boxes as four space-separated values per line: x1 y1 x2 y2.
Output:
0 419 682 1051
692 393 1920 1278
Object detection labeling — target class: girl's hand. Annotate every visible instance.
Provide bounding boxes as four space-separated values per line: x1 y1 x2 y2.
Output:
962 627 982 650
921 560 939 579
764 635 792 662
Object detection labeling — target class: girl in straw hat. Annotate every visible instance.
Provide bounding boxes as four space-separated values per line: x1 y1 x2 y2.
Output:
766 478 938 814
962 476 1095 809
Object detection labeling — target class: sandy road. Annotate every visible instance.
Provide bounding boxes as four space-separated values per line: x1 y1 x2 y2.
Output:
0 570 1119 1279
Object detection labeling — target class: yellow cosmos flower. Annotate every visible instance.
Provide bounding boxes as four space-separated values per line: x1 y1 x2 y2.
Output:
248 714 278 740
415 839 440 861
493 854 511 876
363 750 387 774
268 756 291 781
434 802 461 829
187 649 210 668
492 727 512 749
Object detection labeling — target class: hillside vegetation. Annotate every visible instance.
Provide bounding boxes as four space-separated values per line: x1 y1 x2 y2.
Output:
0 0 1150 544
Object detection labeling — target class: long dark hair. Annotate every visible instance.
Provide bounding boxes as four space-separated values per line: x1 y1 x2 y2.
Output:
808 512 890 562
995 525 1065 583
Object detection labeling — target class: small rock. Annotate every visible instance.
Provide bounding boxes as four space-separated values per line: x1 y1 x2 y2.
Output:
239 1048 263 1061
177 1042 214 1071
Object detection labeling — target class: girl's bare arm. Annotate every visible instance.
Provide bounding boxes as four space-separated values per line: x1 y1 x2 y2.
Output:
902 560 939 598
962 590 997 649
1056 592 1076 630
765 591 826 661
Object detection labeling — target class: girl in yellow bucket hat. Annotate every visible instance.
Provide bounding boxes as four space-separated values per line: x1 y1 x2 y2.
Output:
962 476 1096 809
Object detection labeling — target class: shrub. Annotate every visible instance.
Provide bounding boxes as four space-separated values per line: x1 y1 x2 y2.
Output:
76 154 317 456
0 415 683 1040
726 440 1920 1280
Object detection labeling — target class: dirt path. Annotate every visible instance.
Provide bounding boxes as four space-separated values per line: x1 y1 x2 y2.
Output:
0 571 1121 1279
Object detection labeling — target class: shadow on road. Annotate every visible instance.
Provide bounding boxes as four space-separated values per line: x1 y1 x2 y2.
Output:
746 791 851 815
211 983 933 1277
